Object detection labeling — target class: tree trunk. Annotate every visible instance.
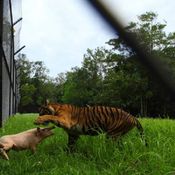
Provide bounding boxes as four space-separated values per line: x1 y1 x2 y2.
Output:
140 96 147 116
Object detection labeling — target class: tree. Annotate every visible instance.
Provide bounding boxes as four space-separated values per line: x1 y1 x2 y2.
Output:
62 67 92 105
54 73 66 102
16 54 36 112
17 12 175 117
16 54 56 113
106 11 175 116
62 48 109 106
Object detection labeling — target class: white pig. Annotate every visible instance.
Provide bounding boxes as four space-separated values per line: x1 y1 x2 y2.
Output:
0 126 55 160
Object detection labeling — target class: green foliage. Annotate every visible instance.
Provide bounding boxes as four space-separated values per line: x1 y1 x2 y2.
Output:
62 48 107 105
18 11 175 117
61 11 175 117
20 84 36 106
62 68 91 105
17 54 62 112
1 115 175 175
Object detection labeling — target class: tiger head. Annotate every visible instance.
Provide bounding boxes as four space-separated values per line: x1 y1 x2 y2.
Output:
35 101 75 129
38 100 76 117
39 100 55 116
39 105 55 116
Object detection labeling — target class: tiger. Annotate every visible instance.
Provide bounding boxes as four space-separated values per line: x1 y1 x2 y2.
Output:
34 101 147 150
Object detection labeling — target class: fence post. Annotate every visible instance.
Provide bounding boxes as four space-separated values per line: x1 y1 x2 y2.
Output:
0 0 3 127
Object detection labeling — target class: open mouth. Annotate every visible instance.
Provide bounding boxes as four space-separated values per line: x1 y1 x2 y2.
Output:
34 121 50 126
43 121 49 126
49 126 56 130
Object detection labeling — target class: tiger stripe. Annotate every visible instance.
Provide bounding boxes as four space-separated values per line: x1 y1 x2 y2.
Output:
35 102 147 149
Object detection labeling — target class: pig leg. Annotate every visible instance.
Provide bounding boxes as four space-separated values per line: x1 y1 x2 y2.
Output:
0 148 9 160
30 145 37 154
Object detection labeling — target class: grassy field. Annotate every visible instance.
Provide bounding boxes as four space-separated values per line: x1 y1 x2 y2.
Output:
0 114 175 175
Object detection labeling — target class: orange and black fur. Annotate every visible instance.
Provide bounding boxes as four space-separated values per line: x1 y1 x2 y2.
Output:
34 102 147 150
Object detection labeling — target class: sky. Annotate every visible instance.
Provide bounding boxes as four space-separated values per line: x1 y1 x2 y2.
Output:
20 0 175 78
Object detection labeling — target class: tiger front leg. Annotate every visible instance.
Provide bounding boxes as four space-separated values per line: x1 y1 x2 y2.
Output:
67 134 79 152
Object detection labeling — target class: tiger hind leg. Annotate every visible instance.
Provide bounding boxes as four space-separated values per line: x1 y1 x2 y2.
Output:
135 119 148 146
106 133 124 150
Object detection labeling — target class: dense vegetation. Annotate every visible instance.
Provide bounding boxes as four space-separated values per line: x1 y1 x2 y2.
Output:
17 12 175 117
1 114 175 175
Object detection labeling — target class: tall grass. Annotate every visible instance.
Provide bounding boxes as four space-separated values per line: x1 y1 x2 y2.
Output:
0 114 175 175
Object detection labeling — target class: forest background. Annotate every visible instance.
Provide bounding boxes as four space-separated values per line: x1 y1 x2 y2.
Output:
17 12 175 118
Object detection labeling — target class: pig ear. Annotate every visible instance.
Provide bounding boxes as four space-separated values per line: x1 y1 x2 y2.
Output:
36 127 41 136
37 127 41 132
0 143 4 148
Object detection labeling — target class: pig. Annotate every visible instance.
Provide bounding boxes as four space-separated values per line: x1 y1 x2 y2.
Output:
0 126 55 160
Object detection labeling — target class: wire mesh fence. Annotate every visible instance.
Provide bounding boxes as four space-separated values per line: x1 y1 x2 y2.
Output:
0 1 174 126
0 0 22 127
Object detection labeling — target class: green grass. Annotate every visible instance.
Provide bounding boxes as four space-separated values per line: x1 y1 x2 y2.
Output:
0 114 175 175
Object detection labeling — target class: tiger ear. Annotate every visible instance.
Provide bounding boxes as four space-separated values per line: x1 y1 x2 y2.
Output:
86 104 91 107
49 106 55 115
45 99 49 106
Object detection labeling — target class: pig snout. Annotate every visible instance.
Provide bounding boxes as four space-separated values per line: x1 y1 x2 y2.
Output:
36 126 55 138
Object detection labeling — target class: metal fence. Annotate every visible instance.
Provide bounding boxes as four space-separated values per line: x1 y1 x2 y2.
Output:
0 0 22 127
0 1 174 126
87 1 175 98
